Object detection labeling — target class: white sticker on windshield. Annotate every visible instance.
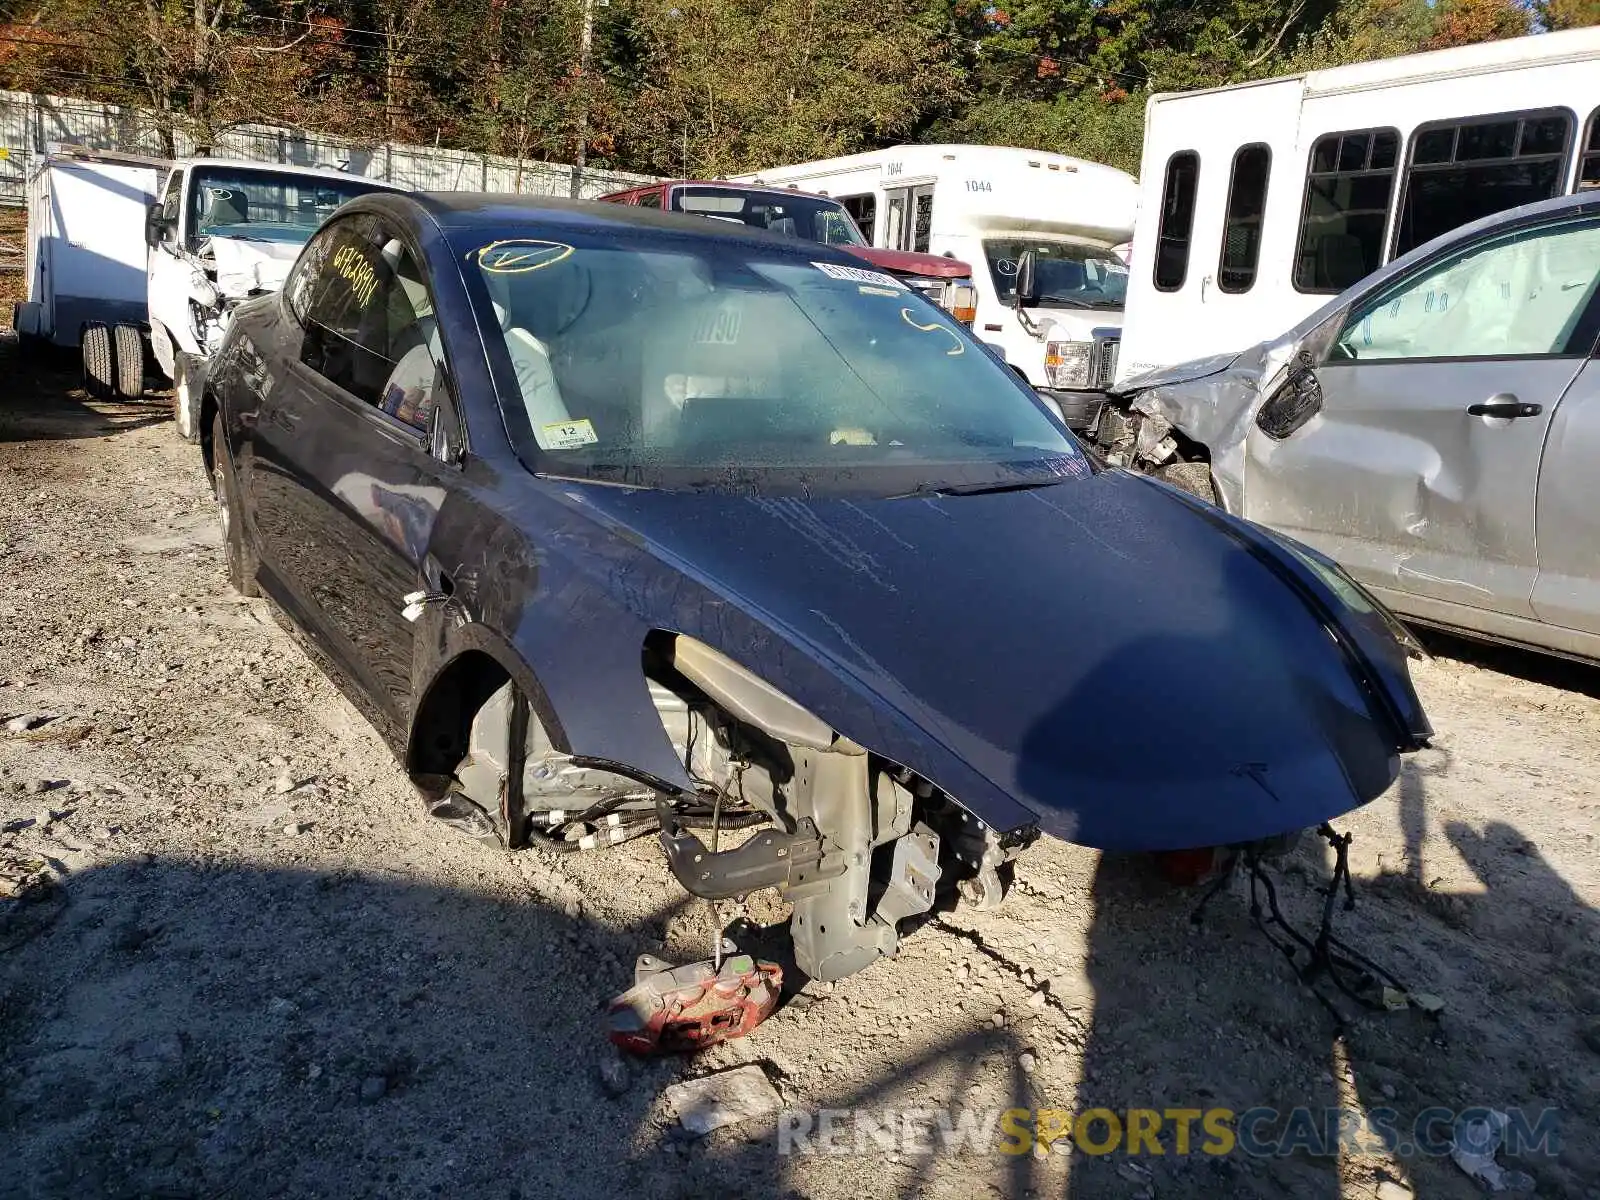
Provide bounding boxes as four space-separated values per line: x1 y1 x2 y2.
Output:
540 418 598 449
811 261 908 290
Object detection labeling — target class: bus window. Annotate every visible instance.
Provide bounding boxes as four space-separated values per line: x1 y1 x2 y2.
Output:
1392 109 1572 258
1154 151 1200 292
1293 128 1398 294
1218 144 1271 294
912 189 933 253
840 193 877 240
1581 109 1600 191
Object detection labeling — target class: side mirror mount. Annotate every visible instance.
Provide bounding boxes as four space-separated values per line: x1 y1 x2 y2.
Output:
145 204 173 249
1013 250 1039 309
426 369 465 465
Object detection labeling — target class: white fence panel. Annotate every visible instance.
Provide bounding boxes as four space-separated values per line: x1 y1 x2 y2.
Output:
0 89 654 205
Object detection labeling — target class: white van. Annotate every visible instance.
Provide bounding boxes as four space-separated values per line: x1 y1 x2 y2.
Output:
1117 26 1600 383
735 145 1139 429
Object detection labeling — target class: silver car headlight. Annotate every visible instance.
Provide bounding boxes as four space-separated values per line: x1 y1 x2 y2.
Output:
1044 340 1092 389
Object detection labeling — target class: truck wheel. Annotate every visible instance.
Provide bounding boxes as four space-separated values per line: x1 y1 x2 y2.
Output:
82 323 116 400
1154 461 1217 505
212 411 259 598
112 324 145 400
173 353 203 443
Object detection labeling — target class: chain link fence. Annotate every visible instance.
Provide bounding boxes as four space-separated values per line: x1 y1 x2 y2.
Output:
0 89 656 207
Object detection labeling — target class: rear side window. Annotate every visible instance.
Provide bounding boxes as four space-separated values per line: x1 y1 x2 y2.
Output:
1218 144 1271 293
293 215 444 427
636 190 662 209
1581 109 1600 192
1392 109 1572 258
1294 128 1398 294
1153 151 1200 291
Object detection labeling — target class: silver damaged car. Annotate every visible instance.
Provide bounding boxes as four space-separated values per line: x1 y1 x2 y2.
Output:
1094 191 1600 663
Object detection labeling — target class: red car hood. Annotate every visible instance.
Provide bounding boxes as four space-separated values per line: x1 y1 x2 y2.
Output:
845 245 971 279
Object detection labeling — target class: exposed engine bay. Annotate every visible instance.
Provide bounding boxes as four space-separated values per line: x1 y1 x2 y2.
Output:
446 634 1037 982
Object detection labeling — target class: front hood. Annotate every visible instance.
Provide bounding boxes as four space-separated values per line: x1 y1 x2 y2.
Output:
845 246 972 279
206 236 303 299
567 470 1421 852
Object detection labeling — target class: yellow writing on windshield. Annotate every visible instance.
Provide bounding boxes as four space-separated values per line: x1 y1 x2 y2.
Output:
901 308 965 356
472 239 574 274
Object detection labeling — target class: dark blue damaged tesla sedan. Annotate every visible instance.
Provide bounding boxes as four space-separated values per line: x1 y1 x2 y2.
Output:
202 192 1431 981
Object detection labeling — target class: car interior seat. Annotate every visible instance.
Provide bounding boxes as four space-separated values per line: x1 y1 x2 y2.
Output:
479 263 574 441
203 187 249 227
377 239 442 426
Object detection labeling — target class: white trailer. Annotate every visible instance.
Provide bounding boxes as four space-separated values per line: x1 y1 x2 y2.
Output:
144 158 405 439
1117 26 1600 383
734 145 1138 429
11 150 164 399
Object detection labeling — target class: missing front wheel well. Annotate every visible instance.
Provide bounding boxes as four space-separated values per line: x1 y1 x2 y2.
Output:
408 652 513 790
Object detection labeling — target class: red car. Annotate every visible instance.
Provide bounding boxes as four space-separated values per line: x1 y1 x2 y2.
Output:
599 180 977 324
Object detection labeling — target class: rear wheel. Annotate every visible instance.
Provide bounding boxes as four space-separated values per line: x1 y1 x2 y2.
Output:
82 323 115 400
212 411 259 597
112 324 145 400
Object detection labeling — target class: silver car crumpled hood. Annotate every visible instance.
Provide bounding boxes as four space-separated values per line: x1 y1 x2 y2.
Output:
1112 309 1345 511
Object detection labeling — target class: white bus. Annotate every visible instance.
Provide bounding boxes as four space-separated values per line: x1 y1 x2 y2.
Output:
1117 26 1600 383
734 144 1138 429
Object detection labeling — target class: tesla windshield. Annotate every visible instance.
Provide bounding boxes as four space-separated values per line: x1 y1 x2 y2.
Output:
985 240 1129 310
191 168 392 245
460 233 1083 495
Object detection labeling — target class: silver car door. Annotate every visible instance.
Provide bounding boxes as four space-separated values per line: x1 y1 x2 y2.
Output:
1242 213 1600 618
1531 356 1600 642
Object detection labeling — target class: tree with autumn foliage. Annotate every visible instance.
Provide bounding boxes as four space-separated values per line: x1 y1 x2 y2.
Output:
0 0 1581 177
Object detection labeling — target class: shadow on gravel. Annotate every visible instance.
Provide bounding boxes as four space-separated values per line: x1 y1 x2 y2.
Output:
1416 627 1600 702
0 345 171 445
0 854 763 1200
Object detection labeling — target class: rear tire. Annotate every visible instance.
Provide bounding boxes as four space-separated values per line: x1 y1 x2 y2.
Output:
82 323 115 400
112 324 145 400
212 411 259 597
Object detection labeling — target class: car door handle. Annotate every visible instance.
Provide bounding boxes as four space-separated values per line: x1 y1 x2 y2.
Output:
1467 395 1542 419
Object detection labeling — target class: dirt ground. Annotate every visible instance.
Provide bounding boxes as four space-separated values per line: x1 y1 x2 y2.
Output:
1 206 25 318
1 339 1598 1200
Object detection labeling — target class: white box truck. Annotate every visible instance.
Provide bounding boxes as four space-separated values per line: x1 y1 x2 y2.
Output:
13 151 405 418
11 149 164 400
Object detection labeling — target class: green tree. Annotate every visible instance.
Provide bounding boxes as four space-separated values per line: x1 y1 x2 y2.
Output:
616 0 959 175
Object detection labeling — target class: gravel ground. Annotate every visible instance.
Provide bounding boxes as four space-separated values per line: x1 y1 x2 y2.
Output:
1 343 1598 1200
